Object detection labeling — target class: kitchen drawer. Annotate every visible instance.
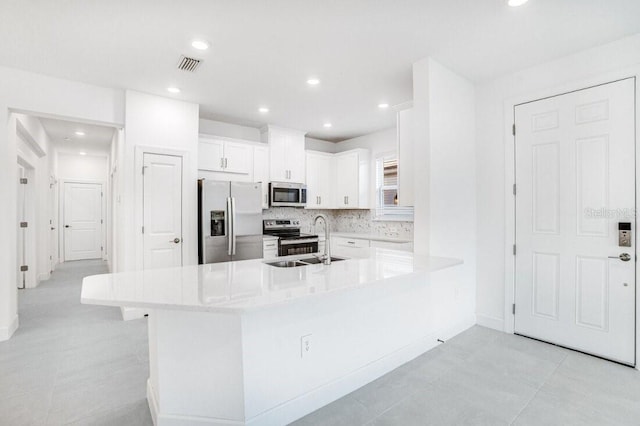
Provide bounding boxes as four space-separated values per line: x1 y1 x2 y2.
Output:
263 239 278 259
369 240 413 252
332 236 369 249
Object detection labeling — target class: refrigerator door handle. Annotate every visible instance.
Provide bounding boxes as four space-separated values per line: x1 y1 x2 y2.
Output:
231 197 237 255
227 197 233 256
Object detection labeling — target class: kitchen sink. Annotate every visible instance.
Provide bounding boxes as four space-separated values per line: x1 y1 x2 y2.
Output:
266 257 347 268
266 260 307 268
298 256 346 264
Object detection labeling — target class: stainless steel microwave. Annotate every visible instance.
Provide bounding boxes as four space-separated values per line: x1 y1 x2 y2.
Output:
269 182 307 207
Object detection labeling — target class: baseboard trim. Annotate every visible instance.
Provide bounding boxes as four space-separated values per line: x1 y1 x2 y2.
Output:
0 315 19 341
146 314 476 426
476 314 505 331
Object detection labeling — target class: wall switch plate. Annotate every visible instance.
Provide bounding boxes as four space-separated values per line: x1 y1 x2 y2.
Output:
301 334 312 358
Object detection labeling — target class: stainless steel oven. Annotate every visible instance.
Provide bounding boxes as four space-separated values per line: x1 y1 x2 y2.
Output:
269 182 307 207
263 219 319 256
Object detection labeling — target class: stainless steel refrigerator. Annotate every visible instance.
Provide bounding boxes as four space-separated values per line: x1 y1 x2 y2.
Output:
198 180 264 264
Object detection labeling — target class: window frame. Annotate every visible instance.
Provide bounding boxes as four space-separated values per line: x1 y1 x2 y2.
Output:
374 151 414 222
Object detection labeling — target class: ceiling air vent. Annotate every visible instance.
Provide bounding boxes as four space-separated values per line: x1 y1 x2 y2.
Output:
177 55 202 72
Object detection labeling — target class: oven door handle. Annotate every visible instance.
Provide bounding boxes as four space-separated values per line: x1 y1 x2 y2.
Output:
279 238 319 245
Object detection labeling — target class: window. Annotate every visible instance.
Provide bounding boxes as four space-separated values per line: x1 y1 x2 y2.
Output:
375 152 413 221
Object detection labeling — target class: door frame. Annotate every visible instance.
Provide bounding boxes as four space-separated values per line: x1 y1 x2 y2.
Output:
59 179 106 263
134 146 189 272
503 67 640 369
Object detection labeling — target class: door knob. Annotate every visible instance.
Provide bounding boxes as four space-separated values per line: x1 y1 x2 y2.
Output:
609 253 632 261
171 238 181 244
65 225 70 228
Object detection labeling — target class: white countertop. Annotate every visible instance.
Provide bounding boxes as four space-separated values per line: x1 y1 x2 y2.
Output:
331 232 413 243
81 248 461 314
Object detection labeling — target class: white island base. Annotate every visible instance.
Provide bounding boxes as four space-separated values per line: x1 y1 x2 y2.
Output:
82 250 469 425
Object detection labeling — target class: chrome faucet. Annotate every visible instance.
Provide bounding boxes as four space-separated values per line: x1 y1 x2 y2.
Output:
313 214 331 265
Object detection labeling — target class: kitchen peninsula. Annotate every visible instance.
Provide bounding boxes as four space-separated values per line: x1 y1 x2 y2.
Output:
81 248 465 426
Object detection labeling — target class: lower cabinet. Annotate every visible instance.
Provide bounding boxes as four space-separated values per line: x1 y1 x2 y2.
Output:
263 238 278 259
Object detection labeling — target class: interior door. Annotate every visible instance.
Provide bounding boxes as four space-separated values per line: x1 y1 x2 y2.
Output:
143 153 183 270
515 78 636 365
64 182 103 261
17 166 25 288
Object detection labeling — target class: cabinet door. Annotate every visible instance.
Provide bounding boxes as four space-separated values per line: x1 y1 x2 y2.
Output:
305 153 321 208
198 139 225 171
335 153 359 208
287 132 306 183
269 130 289 181
253 146 270 209
224 141 252 174
316 155 333 208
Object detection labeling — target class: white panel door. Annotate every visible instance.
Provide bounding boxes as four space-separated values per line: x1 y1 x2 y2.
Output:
143 153 183 270
64 182 103 261
515 78 636 365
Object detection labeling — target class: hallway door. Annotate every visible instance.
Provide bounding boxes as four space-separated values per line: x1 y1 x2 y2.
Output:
142 153 183 270
514 78 636 365
63 182 103 261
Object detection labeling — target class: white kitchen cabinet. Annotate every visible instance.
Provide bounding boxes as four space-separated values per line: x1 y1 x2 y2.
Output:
253 145 270 209
305 151 333 209
334 149 370 209
263 238 278 259
396 106 415 206
331 236 370 258
198 136 252 175
370 239 413 252
262 126 306 183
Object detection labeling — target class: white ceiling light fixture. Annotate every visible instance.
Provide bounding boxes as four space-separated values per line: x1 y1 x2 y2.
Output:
75 131 85 136
307 78 320 86
323 123 332 128
258 107 269 113
191 40 210 50
167 86 181 94
507 0 529 7
79 152 87 156
378 103 389 109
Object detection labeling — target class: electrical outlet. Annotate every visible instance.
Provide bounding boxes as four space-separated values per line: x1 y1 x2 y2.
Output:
301 334 312 358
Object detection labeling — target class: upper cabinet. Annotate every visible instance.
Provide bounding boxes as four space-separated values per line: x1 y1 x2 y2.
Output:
334 149 370 209
262 126 306 183
198 136 252 175
306 151 333 209
396 106 415 207
253 145 270 209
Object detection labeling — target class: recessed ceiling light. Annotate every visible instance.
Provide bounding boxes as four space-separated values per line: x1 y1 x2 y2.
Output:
167 87 181 94
507 0 528 6
323 123 332 128
307 78 320 86
258 107 269 113
191 40 209 50
79 152 87 156
378 103 389 109
75 131 85 136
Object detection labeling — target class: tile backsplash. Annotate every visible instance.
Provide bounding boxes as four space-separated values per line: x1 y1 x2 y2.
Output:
263 208 413 240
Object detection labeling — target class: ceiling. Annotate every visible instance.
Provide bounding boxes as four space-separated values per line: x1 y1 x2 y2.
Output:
1 1 639 141
39 117 115 152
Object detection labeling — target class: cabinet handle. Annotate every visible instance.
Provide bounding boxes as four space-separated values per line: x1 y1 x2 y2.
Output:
346 196 349 205
344 196 347 205
220 157 224 168
225 158 228 168
319 196 321 204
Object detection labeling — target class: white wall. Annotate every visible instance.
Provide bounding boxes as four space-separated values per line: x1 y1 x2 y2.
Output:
56 152 109 181
412 58 477 329
475 33 640 330
122 91 200 272
0 65 124 340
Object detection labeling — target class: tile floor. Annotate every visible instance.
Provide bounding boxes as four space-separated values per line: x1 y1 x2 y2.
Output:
2 260 640 425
